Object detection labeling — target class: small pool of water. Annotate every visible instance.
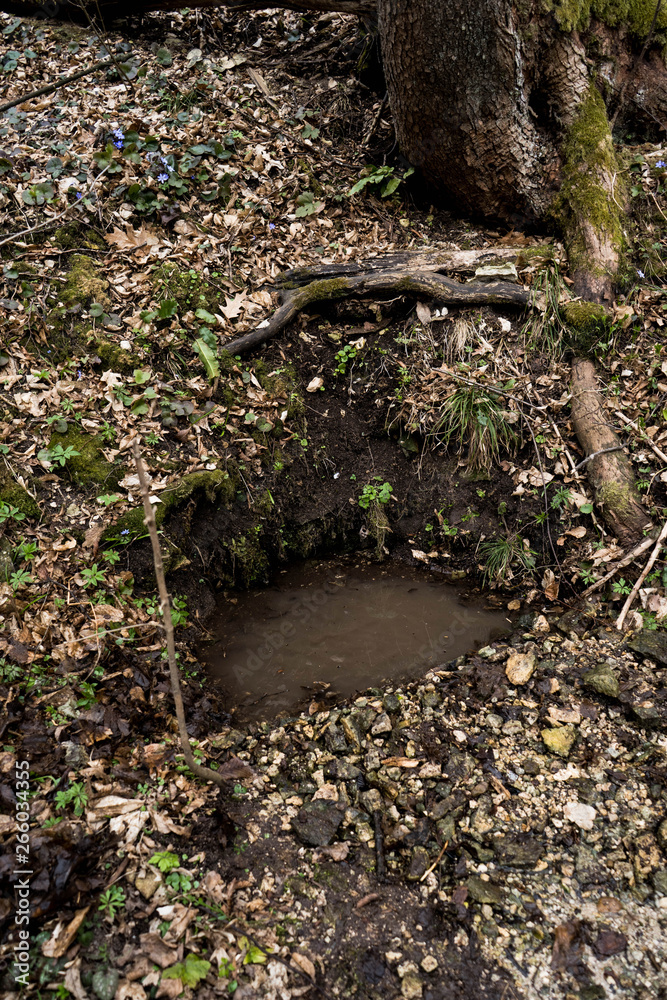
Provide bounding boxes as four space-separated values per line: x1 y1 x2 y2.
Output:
204 558 510 721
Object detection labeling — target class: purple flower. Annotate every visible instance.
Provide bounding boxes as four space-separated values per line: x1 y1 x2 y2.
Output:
112 128 124 139
656 160 666 168
121 529 129 535
77 370 83 379
158 172 169 182
637 269 645 278
76 192 82 200
113 140 123 149
269 223 275 230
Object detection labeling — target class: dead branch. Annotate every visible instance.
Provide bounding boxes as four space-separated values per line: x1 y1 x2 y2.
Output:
615 518 667 630
131 439 253 787
0 59 114 114
222 271 530 356
613 409 667 466
581 533 656 597
570 358 652 545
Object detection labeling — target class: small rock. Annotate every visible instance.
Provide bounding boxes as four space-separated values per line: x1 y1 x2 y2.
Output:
653 869 667 895
541 725 577 758
582 663 620 698
291 800 344 846
477 645 497 659
626 631 667 667
135 871 162 899
61 741 88 769
360 788 383 813
501 720 523 735
563 801 596 830
371 712 393 735
466 875 505 906
341 715 362 749
383 692 400 712
505 651 536 685
576 843 605 883
557 609 595 637
401 973 423 1000
656 818 667 851
523 758 541 775
407 846 430 881
421 956 438 973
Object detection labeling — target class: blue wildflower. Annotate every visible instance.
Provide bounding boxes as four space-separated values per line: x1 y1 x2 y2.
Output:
76 192 82 200
113 139 123 149
112 128 124 139
121 529 129 535
77 370 83 379
160 156 174 173
157 172 169 183
638 269 645 278
269 223 275 230
656 160 666 168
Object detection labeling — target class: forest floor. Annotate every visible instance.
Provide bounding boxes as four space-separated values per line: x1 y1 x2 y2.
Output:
1 7 667 1000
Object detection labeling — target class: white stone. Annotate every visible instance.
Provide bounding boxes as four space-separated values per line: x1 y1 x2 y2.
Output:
563 801 597 830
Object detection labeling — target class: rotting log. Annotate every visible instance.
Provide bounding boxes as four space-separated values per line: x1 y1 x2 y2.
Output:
570 358 651 546
221 271 529 356
277 245 552 288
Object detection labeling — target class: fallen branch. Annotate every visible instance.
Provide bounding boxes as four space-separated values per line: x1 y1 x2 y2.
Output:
222 272 529 356
572 445 626 471
131 439 252 787
581 532 656 597
613 409 667 466
615 519 667 631
570 359 652 545
0 59 113 114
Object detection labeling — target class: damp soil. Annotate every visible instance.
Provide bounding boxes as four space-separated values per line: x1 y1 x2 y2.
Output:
203 556 511 721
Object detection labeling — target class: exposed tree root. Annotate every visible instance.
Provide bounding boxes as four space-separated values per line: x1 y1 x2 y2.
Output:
222 268 529 356
570 358 652 545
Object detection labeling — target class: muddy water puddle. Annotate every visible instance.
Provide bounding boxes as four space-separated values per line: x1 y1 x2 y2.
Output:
205 559 510 721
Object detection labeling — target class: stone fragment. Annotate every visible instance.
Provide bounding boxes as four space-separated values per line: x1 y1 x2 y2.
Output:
656 818 667 851
291 800 344 846
466 875 505 906
505 651 536 685
653 870 667 895
563 801 597 830
541 724 577 758
341 715 362 749
582 664 620 698
401 973 423 999
371 712 392 735
135 871 162 900
407 846 430 881
626 631 667 666
421 956 438 973
575 843 605 883
493 834 544 868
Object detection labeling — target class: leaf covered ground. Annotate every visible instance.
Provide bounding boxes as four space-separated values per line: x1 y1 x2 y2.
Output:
1 8 667 1000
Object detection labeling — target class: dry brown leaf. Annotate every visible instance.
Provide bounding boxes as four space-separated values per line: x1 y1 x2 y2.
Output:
106 224 161 251
42 906 90 959
138 933 180 969
290 952 316 980
542 568 560 601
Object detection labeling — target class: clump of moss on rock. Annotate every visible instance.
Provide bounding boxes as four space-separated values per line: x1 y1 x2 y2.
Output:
52 223 107 253
93 339 143 373
48 426 120 489
563 299 611 351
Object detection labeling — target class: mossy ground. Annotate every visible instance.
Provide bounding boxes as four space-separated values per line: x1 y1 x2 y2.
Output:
48 426 120 490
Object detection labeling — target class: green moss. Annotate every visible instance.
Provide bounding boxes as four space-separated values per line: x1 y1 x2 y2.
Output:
52 223 107 252
553 85 625 278
563 300 610 334
0 471 40 519
596 480 634 513
61 255 109 310
152 263 223 314
48 426 120 489
551 0 667 36
94 340 143 373
229 531 270 587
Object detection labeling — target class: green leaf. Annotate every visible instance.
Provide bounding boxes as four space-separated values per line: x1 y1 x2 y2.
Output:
156 48 172 66
157 299 178 320
380 175 400 197
580 503 594 513
243 946 267 966
133 369 151 385
193 338 220 380
195 308 217 324
148 850 180 873
163 954 211 988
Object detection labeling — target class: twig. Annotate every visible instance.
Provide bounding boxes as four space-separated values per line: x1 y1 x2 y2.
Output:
362 92 388 148
614 409 667 465
0 59 113 114
0 163 111 249
573 445 626 470
615 519 667 630
420 839 449 883
581 533 656 597
131 439 251 787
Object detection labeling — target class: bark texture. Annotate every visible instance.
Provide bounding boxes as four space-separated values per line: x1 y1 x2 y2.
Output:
570 358 651 544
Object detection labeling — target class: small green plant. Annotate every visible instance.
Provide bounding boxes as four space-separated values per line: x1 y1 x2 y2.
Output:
81 564 106 589
348 164 414 198
55 782 89 817
14 539 38 561
170 595 188 627
334 343 358 375
479 534 536 585
149 851 180 873
433 384 515 473
43 444 80 467
0 502 26 524
10 569 33 589
98 885 126 920
358 478 393 509
550 486 572 510
611 577 632 597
